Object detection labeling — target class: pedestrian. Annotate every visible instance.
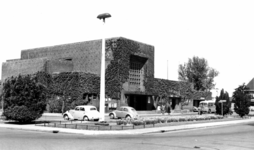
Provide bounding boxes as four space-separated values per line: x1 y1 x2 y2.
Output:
167 104 171 115
157 105 161 113
161 104 165 115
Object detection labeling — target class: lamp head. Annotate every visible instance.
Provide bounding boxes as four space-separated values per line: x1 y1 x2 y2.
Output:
97 13 111 22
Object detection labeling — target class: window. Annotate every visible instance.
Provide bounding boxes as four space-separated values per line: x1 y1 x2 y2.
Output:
80 107 85 111
208 103 212 107
75 107 80 111
129 55 147 86
124 108 128 112
90 107 97 111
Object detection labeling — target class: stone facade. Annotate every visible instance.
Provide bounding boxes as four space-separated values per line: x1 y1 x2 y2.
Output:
1 37 210 111
2 39 102 82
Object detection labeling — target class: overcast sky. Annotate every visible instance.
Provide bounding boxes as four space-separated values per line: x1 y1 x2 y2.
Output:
1 0 254 97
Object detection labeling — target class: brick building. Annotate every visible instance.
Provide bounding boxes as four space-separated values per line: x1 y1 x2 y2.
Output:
1 37 211 112
246 78 254 106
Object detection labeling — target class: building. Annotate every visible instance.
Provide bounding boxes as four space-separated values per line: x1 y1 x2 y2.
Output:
1 37 211 112
246 78 254 106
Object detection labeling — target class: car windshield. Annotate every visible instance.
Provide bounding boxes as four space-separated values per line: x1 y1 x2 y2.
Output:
201 103 207 106
90 108 97 111
131 108 136 112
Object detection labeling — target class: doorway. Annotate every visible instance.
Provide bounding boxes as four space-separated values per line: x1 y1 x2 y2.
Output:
127 94 148 110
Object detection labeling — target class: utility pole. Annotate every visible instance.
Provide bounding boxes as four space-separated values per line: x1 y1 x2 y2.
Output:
97 13 111 121
167 60 168 80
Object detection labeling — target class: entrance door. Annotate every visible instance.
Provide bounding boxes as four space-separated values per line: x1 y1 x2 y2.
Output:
127 95 147 111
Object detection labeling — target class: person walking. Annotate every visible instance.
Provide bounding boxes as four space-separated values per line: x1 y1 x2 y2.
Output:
161 104 165 115
167 102 171 115
157 105 161 113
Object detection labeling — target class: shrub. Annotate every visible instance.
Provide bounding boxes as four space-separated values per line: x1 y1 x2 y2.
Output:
160 118 167 123
48 97 63 113
215 89 231 115
157 118 162 123
116 119 127 125
210 116 216 119
132 120 144 126
171 118 179 122
166 118 173 123
188 117 195 121
233 84 251 117
217 115 224 119
2 75 47 123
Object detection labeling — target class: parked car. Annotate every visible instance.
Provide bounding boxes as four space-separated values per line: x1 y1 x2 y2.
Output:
250 106 254 111
63 105 101 121
199 100 216 113
109 106 139 119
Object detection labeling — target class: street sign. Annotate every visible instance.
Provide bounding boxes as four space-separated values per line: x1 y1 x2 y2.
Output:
219 100 226 103
219 100 226 116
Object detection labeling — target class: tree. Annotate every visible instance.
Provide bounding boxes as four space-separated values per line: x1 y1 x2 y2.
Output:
0 80 2 109
178 56 219 91
215 89 231 115
2 75 47 123
232 84 251 117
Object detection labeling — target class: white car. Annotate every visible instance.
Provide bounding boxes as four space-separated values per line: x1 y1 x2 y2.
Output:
250 106 254 111
63 105 101 121
109 106 139 119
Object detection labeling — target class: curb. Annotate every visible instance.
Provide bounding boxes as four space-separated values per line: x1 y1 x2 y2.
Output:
1 118 253 135
141 118 254 134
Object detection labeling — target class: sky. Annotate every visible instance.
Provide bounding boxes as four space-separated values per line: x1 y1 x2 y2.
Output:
1 0 254 97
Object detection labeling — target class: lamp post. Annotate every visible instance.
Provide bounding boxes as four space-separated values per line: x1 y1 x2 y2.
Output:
167 60 168 80
97 13 111 121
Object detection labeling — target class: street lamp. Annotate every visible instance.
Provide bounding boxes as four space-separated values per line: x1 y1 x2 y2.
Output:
97 13 111 121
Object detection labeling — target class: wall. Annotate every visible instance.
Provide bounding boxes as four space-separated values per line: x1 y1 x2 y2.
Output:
21 39 102 75
46 59 74 74
1 58 47 82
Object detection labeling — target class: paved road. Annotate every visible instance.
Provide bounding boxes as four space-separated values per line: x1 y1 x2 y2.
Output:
1 121 254 150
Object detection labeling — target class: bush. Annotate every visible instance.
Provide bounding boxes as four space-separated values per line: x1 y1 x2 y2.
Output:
48 97 63 113
132 120 144 126
215 89 231 115
160 118 167 123
166 118 173 123
144 119 156 125
210 116 217 119
2 75 47 123
233 84 251 117
179 117 186 122
188 117 196 121
171 118 179 122
116 119 127 125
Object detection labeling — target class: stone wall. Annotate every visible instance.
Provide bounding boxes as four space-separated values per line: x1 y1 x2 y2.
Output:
1 58 47 82
46 59 74 74
2 37 154 88
20 39 102 75
134 40 154 78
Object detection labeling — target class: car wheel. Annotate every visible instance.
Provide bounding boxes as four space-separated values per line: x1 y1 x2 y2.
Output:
83 116 89 121
109 113 115 119
94 119 99 121
64 115 69 120
125 115 131 120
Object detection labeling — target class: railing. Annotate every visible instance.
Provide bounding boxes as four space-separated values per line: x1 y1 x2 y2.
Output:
34 116 240 131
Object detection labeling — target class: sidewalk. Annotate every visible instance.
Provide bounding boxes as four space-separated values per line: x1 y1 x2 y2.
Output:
1 117 253 135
